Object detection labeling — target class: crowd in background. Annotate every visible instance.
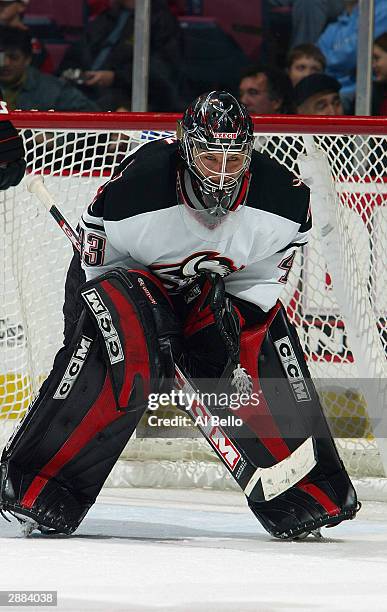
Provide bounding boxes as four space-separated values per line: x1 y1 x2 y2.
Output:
0 0 386 116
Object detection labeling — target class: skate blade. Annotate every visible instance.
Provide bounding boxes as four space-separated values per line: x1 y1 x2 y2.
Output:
16 515 39 537
293 528 323 541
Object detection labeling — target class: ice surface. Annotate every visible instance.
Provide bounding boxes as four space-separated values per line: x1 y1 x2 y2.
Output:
1 488 387 611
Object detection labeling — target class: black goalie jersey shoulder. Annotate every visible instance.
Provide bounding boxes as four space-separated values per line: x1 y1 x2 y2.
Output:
92 138 179 222
247 151 311 230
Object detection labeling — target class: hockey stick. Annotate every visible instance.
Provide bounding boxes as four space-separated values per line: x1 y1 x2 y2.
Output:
27 175 317 503
28 176 81 253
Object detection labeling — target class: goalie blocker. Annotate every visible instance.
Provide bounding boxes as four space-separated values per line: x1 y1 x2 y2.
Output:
0 269 358 538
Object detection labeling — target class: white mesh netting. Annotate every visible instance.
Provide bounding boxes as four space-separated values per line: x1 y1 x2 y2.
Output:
0 115 386 494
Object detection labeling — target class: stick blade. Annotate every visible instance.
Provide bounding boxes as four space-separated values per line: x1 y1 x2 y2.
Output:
245 436 317 502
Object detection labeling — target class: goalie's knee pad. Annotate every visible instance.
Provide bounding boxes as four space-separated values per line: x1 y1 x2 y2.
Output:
239 302 358 539
0 268 181 534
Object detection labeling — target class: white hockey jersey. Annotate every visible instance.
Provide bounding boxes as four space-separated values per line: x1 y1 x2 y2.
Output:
79 138 311 312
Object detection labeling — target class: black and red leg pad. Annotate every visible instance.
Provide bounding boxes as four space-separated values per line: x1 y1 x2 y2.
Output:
237 301 358 538
0 267 178 534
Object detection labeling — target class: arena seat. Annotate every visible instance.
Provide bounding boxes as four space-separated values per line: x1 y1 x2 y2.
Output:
25 0 86 29
44 43 70 73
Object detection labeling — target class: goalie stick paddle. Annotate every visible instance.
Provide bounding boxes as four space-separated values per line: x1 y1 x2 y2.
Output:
27 175 317 503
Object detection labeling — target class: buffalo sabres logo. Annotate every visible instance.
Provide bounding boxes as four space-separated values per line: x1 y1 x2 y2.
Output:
151 251 244 290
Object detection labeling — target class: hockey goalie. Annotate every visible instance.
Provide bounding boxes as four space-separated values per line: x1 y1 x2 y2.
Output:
0 91 358 539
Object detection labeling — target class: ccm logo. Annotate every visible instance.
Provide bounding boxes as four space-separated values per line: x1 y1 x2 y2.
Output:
191 402 241 470
213 132 237 140
54 336 93 399
82 288 124 364
274 336 311 403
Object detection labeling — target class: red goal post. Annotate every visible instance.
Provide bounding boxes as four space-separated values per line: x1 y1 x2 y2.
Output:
1 111 386 495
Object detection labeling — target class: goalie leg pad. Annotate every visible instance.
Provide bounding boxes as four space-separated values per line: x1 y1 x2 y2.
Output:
0 319 137 534
0 268 179 534
238 302 358 539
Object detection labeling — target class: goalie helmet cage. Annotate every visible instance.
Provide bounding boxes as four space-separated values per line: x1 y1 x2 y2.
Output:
1 111 386 500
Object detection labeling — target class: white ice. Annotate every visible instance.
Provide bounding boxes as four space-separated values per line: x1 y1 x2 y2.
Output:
1 488 387 611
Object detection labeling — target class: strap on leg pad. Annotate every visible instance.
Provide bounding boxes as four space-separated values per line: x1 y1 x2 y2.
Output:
239 302 358 538
0 267 180 534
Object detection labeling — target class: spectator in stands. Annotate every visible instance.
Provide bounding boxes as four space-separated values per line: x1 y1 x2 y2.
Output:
286 44 326 87
0 0 26 27
268 0 345 47
58 0 188 111
372 32 387 115
239 65 295 114
0 0 53 73
318 0 387 112
0 27 99 111
294 73 344 115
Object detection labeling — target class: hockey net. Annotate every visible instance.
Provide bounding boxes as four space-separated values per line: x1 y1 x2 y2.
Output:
1 112 386 497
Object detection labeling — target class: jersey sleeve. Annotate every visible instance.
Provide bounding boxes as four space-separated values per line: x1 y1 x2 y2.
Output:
79 144 150 281
225 204 311 312
79 165 132 281
79 198 134 282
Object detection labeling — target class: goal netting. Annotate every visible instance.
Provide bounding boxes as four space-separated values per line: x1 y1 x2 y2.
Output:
1 112 386 498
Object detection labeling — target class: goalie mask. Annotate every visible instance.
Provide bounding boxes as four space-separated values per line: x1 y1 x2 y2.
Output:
178 91 254 227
